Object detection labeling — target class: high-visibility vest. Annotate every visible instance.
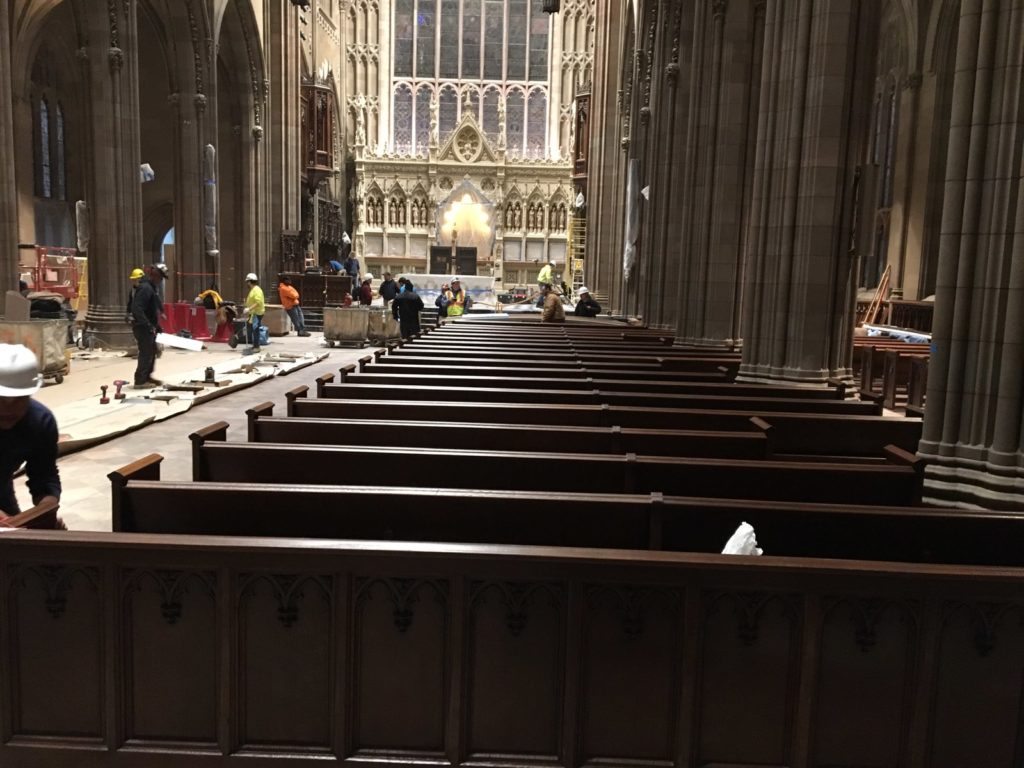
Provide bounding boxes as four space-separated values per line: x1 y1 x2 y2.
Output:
446 289 466 316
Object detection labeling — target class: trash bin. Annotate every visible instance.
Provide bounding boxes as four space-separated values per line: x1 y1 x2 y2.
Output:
0 319 70 383
367 307 402 345
323 306 370 347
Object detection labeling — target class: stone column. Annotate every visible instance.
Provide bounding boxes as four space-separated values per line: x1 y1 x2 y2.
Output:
674 0 762 348
82 0 143 349
169 92 207 302
737 0 862 384
918 0 1024 510
0 0 17 297
267 2 302 265
584 0 629 313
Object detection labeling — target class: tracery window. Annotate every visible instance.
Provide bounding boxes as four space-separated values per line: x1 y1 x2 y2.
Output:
38 98 52 199
391 0 551 157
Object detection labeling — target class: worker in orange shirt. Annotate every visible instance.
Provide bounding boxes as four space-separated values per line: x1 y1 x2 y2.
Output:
278 276 310 337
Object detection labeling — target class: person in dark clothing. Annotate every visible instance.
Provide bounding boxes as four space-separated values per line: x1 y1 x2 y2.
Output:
343 255 360 280
358 273 374 305
131 263 169 388
392 281 425 338
379 272 399 306
0 345 60 519
574 286 603 317
435 282 450 319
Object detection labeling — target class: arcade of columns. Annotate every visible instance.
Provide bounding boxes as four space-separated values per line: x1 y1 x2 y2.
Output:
586 0 1024 510
0 0 303 348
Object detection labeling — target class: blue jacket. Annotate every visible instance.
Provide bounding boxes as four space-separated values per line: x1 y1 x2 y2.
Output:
0 400 61 515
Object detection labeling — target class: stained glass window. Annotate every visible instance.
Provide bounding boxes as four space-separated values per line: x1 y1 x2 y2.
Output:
39 98 51 199
526 88 546 159
55 103 66 201
415 85 432 153
391 0 550 156
394 0 414 78
393 84 413 153
506 88 524 157
439 86 459 138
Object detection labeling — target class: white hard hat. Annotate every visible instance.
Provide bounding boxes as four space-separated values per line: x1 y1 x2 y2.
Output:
0 344 42 397
451 275 461 282
245 272 258 282
578 286 590 295
363 273 374 281
154 263 169 277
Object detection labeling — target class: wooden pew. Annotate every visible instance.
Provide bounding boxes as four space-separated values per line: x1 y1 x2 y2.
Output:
2 532 1021 766
316 381 879 415
285 387 921 455
339 371 843 400
1 497 60 529
359 362 731 382
189 422 922 505
110 454 1019 566
244 401 770 459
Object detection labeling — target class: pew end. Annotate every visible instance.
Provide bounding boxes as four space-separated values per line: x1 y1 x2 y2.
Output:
189 422 230 481
5 496 61 529
339 363 357 382
315 372 336 398
246 402 275 441
358 355 373 372
108 454 164 533
285 384 309 416
883 444 925 504
905 404 925 418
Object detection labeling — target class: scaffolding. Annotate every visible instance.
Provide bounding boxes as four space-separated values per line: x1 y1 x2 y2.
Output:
568 214 586 295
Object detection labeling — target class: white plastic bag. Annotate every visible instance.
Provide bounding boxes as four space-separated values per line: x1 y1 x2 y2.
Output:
722 522 763 556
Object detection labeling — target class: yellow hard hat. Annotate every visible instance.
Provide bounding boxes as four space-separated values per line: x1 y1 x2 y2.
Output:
130 267 144 279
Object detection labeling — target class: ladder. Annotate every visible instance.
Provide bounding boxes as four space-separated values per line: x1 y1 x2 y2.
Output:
862 263 891 326
568 214 587 295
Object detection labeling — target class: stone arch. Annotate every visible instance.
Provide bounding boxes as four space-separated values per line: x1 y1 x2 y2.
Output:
215 0 267 298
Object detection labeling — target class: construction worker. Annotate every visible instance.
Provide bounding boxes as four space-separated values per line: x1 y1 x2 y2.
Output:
537 261 555 288
540 282 565 323
242 273 265 353
130 263 169 387
358 273 374 305
574 286 602 317
125 267 144 323
445 277 467 317
194 285 224 310
278 276 310 336
0 344 60 519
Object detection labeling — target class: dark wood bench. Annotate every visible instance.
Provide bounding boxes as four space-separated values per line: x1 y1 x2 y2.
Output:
2 531 1021 766
111 454 1017 566
190 422 922 505
286 387 920 455
386 346 743 373
244 402 770 459
316 381 879 415
1 497 60 529
359 362 731 382
340 370 843 399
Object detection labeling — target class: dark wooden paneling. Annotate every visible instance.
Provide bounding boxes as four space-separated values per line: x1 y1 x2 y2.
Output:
579 585 682 762
352 578 448 754
696 593 798 766
466 582 564 758
124 570 217 744
9 565 103 739
239 574 333 749
928 604 1024 768
812 599 914 767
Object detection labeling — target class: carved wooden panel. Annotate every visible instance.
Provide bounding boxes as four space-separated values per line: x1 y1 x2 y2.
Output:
238 574 334 749
8 565 103 738
929 602 1024 767
579 585 681 762
813 598 916 767
352 577 448 753
697 592 799 766
123 569 217 744
466 581 564 758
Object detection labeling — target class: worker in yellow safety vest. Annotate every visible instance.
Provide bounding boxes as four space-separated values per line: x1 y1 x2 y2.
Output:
445 277 467 317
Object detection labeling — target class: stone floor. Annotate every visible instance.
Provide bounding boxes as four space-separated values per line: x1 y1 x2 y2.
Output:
15 333 373 531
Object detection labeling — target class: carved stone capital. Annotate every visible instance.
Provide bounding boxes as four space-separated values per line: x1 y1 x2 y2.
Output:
639 105 651 125
712 0 728 19
194 93 207 113
108 46 123 71
252 125 264 142
665 62 680 85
